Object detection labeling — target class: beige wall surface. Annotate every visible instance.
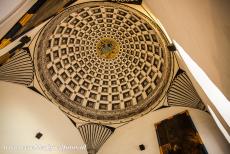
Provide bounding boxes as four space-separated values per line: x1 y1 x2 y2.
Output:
143 0 230 100
98 107 230 154
0 81 87 154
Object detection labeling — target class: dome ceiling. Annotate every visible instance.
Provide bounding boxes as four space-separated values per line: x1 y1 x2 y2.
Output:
34 1 172 123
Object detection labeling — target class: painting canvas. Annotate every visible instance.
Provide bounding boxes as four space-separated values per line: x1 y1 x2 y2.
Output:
108 0 142 5
155 111 208 154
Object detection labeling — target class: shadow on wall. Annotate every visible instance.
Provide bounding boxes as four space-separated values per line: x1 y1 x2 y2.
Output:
173 40 230 143
142 0 230 101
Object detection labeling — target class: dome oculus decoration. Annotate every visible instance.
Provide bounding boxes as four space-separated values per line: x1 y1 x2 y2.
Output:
34 2 172 123
96 37 120 60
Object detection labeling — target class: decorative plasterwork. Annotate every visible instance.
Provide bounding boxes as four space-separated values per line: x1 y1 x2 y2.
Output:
78 123 115 154
34 1 173 124
167 70 206 111
0 49 34 86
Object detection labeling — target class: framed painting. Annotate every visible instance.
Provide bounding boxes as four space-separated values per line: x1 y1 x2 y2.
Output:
107 0 142 5
155 110 208 154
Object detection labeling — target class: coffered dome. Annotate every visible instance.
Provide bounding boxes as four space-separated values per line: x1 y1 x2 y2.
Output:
34 1 173 124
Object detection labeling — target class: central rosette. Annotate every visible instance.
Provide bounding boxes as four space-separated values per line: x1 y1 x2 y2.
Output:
96 37 120 60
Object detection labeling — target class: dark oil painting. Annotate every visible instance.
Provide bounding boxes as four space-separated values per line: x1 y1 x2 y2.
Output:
108 0 142 5
155 111 208 154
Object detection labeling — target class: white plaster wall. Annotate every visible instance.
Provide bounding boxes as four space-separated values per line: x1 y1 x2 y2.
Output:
98 107 230 154
0 81 87 154
142 0 230 101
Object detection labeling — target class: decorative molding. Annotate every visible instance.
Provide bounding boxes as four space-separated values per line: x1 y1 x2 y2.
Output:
34 1 173 123
78 123 115 154
167 70 206 111
0 49 33 86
